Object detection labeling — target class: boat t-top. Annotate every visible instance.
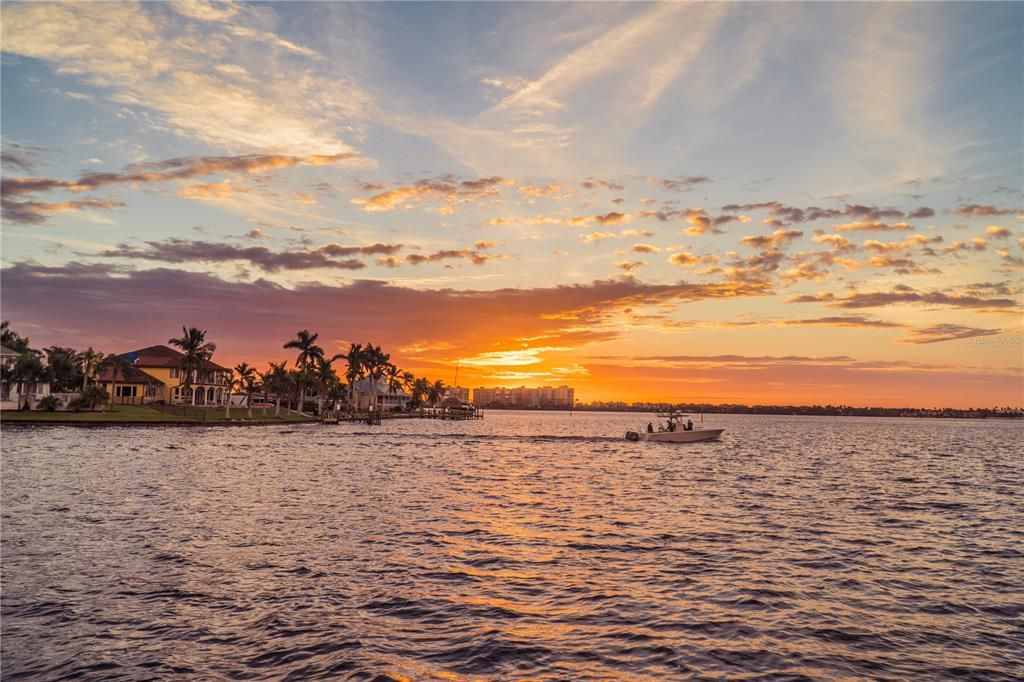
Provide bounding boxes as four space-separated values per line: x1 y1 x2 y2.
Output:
625 412 724 443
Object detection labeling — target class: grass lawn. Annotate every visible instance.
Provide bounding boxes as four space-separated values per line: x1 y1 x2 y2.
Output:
1 404 315 424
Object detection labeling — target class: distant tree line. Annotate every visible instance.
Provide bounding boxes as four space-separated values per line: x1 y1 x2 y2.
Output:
576 401 1023 419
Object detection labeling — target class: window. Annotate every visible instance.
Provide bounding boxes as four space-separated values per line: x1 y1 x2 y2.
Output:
115 385 138 398
145 385 157 397
170 368 180 379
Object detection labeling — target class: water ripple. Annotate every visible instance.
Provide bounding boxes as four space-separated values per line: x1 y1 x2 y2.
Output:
2 412 1022 680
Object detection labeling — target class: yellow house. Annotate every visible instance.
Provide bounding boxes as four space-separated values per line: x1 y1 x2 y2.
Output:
98 345 231 406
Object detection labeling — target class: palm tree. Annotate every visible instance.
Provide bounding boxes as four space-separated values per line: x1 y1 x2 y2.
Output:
0 321 31 353
340 342 366 413
168 327 216 406
283 330 324 414
427 378 447 406
263 361 289 417
99 353 132 410
360 343 391 412
12 352 50 410
224 369 235 418
255 373 269 418
79 347 102 392
409 376 430 409
234 362 257 418
312 355 341 416
326 381 346 415
44 346 81 393
383 363 408 410
287 367 307 412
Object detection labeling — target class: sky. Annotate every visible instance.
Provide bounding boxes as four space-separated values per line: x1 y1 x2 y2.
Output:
1 1 1022 407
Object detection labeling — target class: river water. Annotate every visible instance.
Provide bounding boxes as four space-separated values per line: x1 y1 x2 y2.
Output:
2 412 1022 680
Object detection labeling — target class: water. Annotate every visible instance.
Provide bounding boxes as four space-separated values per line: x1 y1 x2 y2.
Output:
2 411 1022 680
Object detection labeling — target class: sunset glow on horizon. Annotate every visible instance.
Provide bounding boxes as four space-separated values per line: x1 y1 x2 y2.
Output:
2 1 1022 407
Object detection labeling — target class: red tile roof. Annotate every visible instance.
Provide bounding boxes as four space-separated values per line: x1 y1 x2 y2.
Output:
121 345 228 372
95 365 163 384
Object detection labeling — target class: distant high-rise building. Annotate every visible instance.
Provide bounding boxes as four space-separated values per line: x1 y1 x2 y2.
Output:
445 386 470 403
472 385 575 408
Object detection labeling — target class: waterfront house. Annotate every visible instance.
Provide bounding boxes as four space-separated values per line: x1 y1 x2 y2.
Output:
95 364 164 405
98 345 231 406
1 344 52 410
352 377 411 411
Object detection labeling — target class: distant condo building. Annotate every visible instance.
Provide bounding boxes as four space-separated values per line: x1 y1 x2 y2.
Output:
445 386 470 403
473 385 575 408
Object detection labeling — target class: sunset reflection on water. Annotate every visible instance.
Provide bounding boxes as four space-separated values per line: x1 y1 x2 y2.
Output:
2 412 1022 680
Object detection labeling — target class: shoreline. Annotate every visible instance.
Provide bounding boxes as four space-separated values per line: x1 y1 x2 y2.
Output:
0 417 319 428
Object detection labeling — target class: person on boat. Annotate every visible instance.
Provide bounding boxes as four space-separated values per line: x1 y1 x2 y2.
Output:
647 422 654 433
685 419 693 431
667 420 676 432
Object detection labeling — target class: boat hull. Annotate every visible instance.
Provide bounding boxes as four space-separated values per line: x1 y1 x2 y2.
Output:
627 428 724 443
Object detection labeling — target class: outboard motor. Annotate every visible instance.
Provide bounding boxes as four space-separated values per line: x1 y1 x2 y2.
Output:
625 431 640 441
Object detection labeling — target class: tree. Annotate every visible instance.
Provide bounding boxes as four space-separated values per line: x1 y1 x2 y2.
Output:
168 327 216 406
340 342 366 413
360 343 391 412
383 363 407 410
12 352 50 410
224 370 235 419
99 353 133 410
312 354 341 416
262 362 289 417
409 376 430 409
44 346 82 393
234 362 257 418
428 378 447 406
0 321 31 353
79 385 108 412
79 347 102 392
283 330 324 414
288 367 307 412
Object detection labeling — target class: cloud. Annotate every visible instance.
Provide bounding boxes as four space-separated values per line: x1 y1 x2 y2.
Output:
3 153 359 198
668 252 700 266
378 247 510 268
169 0 241 22
721 201 930 227
862 234 942 253
519 183 571 197
1 197 126 225
616 260 646 272
0 262 772 370
1 2 360 155
581 179 624 191
0 142 46 173
652 176 712 192
783 316 904 329
631 243 660 254
832 221 912 233
741 229 804 248
899 324 1004 345
788 286 1018 311
594 211 629 225
582 231 618 244
955 204 1016 218
98 238 404 272
985 225 1011 239
352 176 508 213
811 234 856 252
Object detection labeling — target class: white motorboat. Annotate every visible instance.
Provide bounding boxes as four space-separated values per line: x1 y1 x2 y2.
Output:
625 412 723 443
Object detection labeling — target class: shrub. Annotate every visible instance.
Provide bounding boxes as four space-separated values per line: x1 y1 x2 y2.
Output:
37 395 59 412
80 385 109 411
